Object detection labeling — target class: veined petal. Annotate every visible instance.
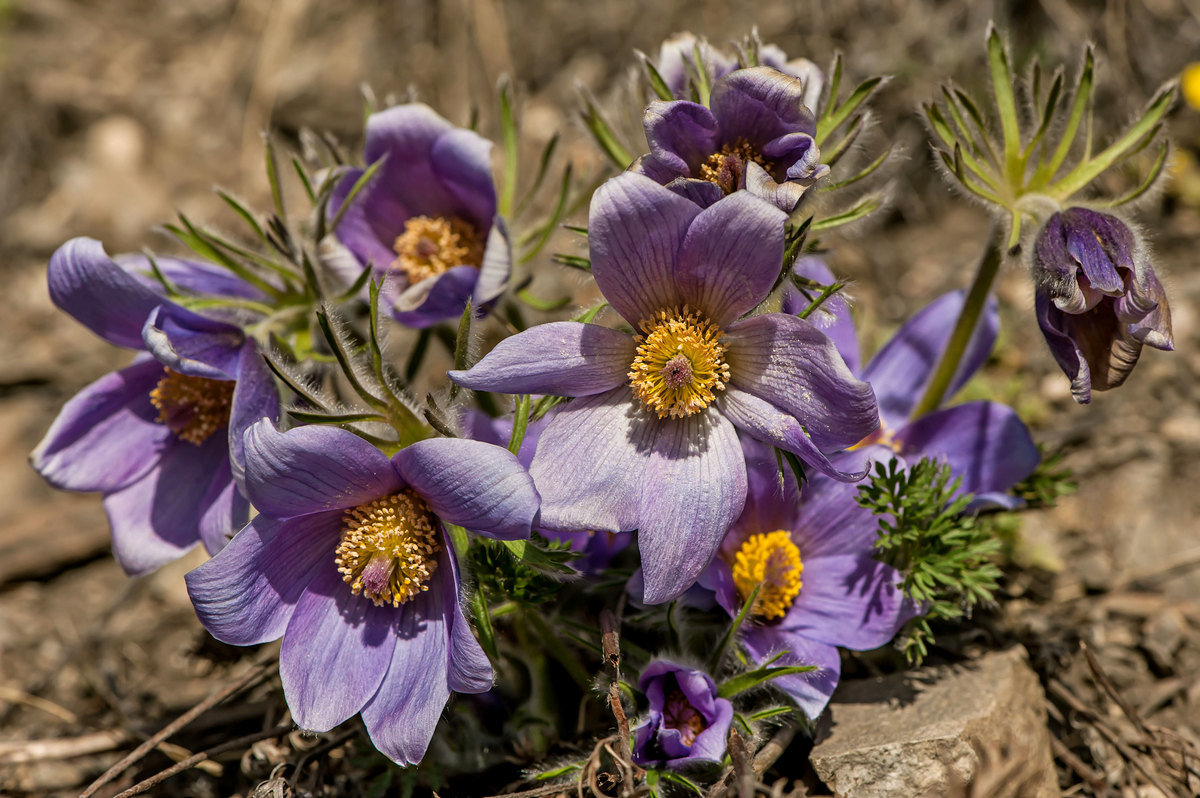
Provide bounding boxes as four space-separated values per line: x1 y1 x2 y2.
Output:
227 343 280 481
363 104 461 221
430 128 497 232
195 458 243 555
441 540 493 693
393 438 538 541
472 218 512 307
449 322 634 397
777 552 912 650
243 420 401 519
590 173 700 325
142 305 245 380
638 411 746 604
675 191 787 327
328 166 405 269
643 100 720 175
785 257 859 373
710 67 817 146
48 238 167 349
118 254 267 301
391 265 478 329
741 626 841 719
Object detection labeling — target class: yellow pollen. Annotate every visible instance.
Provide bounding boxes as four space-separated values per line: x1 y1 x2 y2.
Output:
335 490 440 607
148 368 235 446
699 138 768 195
662 689 707 746
628 305 730 419
731 530 804 620
392 215 483 284
848 418 901 453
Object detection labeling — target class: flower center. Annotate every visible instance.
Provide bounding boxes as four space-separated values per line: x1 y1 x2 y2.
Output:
335 490 441 607
148 368 235 446
848 418 900 453
392 215 483 284
699 139 767 195
628 306 730 419
731 530 804 620
662 688 707 747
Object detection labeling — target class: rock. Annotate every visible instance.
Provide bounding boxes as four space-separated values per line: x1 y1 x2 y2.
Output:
809 647 1058 798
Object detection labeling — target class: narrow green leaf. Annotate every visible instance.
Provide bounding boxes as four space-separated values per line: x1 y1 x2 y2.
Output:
263 135 286 219
516 288 571 312
290 156 316 204
334 263 374 304
498 76 519 218
718 664 818 698
519 164 573 264
825 145 892 190
514 133 560 219
579 88 634 168
509 394 531 455
449 300 474 401
217 189 269 243
817 76 885 145
328 157 385 237
262 351 325 407
660 772 704 795
825 53 844 114
811 195 885 231
315 307 387 410
551 253 591 271
1099 141 1170 207
287 409 388 425
707 584 759 672
639 50 675 101
530 394 566 422
820 113 864 167
1036 47 1094 187
691 41 713 106
470 588 501 663
797 281 845 320
986 25 1022 183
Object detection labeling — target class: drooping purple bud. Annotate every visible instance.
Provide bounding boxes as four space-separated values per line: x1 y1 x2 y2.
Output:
631 661 733 769
1032 208 1173 403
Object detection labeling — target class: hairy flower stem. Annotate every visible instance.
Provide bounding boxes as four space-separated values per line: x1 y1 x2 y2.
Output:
909 230 1004 420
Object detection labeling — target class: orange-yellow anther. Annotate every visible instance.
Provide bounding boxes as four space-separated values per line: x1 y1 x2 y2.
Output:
628 306 730 419
149 368 235 446
731 530 804 620
392 215 483 284
335 490 440 607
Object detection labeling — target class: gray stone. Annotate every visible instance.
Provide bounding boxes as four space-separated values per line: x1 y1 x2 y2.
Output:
809 647 1059 797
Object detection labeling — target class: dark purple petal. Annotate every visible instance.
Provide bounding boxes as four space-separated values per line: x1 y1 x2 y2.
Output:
32 357 170 493
776 552 911 650
281 565 398 732
861 291 999 426
528 388 650 534
243 420 401 519
449 322 634 397
1036 290 1140 403
142 305 245 380
741 626 841 719
726 313 879 451
391 265 478 328
1128 268 1173 351
637 411 746 604
393 437 538 540
675 191 787 327
654 32 738 99
116 253 267 301
687 695 734 763
227 343 280 481
327 166 401 269
787 470 885 560
441 540 494 693
590 173 699 325
710 67 817 147
895 401 1039 498
363 104 461 220
196 458 242 555
643 100 720 175
185 511 340 645
661 177 726 209
430 128 497 232
48 238 167 349
784 257 860 373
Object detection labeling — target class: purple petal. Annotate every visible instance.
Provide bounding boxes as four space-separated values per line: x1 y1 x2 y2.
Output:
528 388 650 534
195 458 243 555
777 552 910 650
637 411 746 604
472 218 513 307
142 305 245 380
785 257 860 373
281 565 397 732
863 291 999 426
741 626 841 719
643 100 720 175
391 265 478 328
363 104 460 221
449 322 634 397
441 541 494 693
430 128 497 231
675 191 787 327
662 177 726 209
185 512 340 645
788 471 885 560
243 420 401 519
327 166 402 269
688 697 734 763
590 173 700 325
726 313 879 451
227 343 280 481
710 67 817 146
743 161 809 213
32 357 170 493
393 437 538 540
116 254 266 301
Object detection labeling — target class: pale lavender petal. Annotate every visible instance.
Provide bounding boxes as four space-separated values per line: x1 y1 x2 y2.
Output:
391 265 478 328
393 437 538 540
48 238 166 349
643 100 720 175
243 420 401 519
441 542 493 693
185 512 340 645
449 322 634 397
32 357 170 493
637 411 746 604
675 191 787 327
687 698 734 763
590 173 700 325
785 257 859 373
281 565 398 732
741 626 841 719
142 305 245 380
726 313 878 451
743 161 808 213
227 343 280 480
117 254 266 300
472 218 512 306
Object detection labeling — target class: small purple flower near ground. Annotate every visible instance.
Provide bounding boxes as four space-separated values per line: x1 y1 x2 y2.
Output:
1032 208 1173 403
633 66 829 212
450 173 878 604
653 32 823 110
185 420 539 766
327 103 511 328
631 660 734 769
31 238 279 575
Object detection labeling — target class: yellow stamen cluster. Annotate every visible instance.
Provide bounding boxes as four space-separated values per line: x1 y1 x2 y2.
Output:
662 689 708 746
149 368 235 446
699 138 767 195
392 215 483 284
731 530 804 620
628 306 730 419
335 490 440 607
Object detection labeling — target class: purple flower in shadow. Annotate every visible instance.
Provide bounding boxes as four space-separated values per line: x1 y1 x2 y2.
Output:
631 660 733 769
450 174 878 604
654 32 823 110
327 103 511 328
1032 208 1173 403
185 420 539 765
788 259 1040 511
31 238 279 574
633 66 829 212
695 442 915 718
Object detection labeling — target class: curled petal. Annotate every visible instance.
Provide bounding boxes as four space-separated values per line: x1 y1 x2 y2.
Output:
48 238 166 349
643 100 720 176
710 67 817 146
142 305 245 380
391 265 478 329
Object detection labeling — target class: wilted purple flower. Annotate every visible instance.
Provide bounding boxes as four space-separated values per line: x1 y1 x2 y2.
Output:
654 32 823 110
1032 208 1173 403
633 66 829 212
185 420 539 765
631 660 733 769
450 174 878 604
328 103 511 328
696 443 914 718
31 238 279 574
789 259 1039 510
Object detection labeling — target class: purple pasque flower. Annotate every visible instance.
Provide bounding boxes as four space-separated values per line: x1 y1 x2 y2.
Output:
185 420 539 765
654 32 823 110
696 442 913 719
631 660 733 769
450 173 878 604
328 103 511 328
788 259 1040 511
633 66 830 212
31 238 279 575
1032 208 1173 404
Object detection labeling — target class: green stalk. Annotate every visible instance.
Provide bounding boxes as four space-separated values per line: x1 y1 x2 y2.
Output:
908 231 1004 421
